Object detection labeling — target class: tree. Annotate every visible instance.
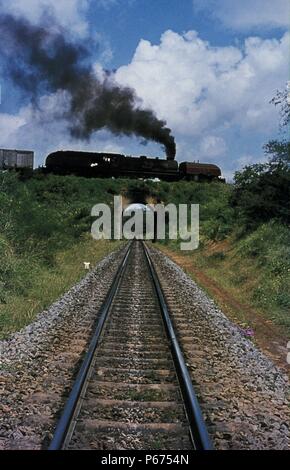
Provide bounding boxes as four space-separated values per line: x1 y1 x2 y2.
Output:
270 88 290 129
231 87 290 227
264 87 290 165
264 140 290 164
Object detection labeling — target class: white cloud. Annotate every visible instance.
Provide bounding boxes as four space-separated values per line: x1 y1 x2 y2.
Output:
237 154 267 169
0 113 25 140
193 0 289 30
0 0 90 36
115 29 288 148
0 91 71 164
199 135 227 158
115 29 288 174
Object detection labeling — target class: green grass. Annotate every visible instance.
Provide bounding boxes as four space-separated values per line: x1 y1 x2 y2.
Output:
1 171 288 338
158 220 290 335
0 237 123 339
0 172 130 338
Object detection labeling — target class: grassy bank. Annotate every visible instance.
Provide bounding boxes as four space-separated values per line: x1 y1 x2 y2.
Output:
1 173 230 338
0 172 128 338
1 172 289 343
157 219 290 338
0 237 122 339
147 180 290 337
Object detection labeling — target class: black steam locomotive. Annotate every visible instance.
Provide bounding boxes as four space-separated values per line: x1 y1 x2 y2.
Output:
45 151 223 182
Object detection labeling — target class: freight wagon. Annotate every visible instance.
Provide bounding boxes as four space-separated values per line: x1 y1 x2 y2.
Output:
0 149 34 170
179 162 222 181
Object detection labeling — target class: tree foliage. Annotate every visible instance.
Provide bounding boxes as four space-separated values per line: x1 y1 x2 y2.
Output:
270 88 290 129
231 87 290 227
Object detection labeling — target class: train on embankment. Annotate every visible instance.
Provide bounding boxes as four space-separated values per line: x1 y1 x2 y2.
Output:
45 150 224 182
0 148 224 182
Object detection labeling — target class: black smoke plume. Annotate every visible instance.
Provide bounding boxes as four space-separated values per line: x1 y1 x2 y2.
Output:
0 14 176 160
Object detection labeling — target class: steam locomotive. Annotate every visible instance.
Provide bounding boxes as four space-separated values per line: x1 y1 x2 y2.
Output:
45 151 223 182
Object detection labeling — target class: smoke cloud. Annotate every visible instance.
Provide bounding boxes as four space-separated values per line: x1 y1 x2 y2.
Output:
0 13 176 159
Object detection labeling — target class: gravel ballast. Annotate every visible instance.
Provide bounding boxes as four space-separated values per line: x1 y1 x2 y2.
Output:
148 245 290 450
1 242 289 450
0 245 127 450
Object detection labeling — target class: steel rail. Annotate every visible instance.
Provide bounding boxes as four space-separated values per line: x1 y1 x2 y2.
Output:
143 242 213 450
49 242 132 450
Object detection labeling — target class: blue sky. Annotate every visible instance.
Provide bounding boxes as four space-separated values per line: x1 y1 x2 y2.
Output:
88 0 288 68
88 0 233 68
0 0 289 179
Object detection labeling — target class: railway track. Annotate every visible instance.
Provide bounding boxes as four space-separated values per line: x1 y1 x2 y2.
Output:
49 241 212 450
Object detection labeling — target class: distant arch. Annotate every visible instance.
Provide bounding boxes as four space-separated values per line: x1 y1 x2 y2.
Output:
123 203 153 216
